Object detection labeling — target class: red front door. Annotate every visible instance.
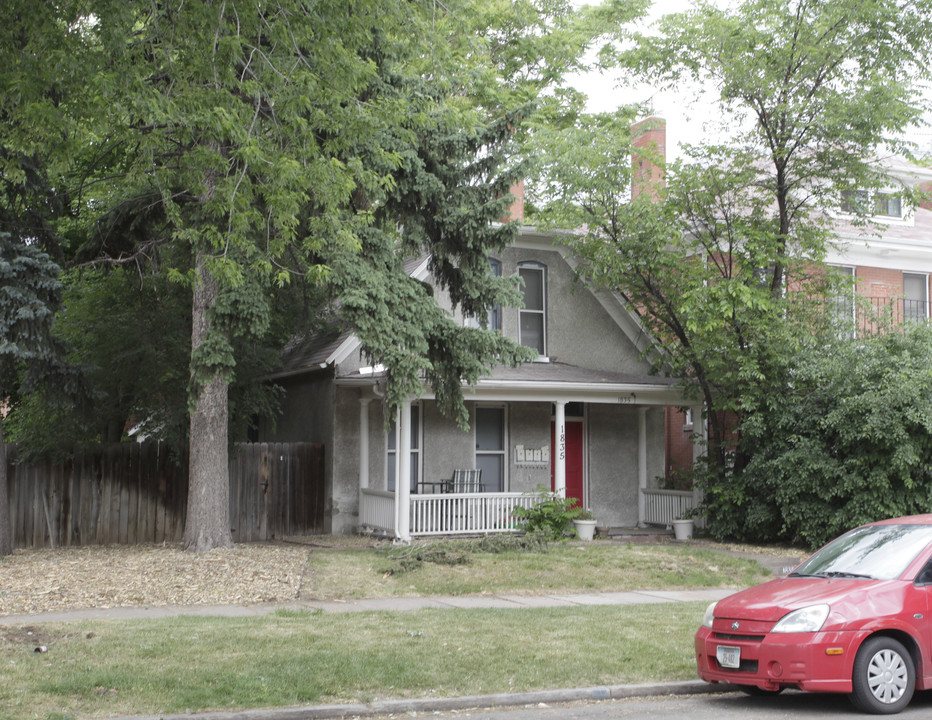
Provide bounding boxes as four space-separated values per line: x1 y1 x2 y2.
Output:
551 421 584 505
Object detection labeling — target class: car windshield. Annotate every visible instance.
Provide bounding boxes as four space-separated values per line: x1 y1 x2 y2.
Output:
790 523 932 581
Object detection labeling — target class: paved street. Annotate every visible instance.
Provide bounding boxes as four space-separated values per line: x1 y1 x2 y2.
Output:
373 688 932 720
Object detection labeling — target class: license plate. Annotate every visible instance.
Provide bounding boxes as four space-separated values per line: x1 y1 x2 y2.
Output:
717 645 741 669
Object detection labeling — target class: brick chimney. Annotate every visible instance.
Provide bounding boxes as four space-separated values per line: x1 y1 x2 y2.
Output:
501 180 525 223
631 117 666 202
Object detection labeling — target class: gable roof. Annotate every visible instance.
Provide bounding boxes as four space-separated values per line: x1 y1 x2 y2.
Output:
270 238 676 400
272 255 432 379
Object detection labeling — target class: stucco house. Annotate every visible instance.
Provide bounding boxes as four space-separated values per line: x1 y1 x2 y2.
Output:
260 196 700 540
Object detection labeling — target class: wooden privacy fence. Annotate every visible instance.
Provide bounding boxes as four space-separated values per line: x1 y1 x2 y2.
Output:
5 441 324 549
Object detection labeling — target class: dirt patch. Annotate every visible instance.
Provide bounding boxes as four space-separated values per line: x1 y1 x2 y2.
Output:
0 541 321 616
2 624 60 647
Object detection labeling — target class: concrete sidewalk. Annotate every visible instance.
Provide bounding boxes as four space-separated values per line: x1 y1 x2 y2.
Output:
0 586 734 625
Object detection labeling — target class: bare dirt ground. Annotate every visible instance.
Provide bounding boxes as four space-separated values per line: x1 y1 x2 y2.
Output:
0 536 374 617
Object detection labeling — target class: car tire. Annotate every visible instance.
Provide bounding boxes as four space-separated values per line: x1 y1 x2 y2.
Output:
850 636 915 715
738 685 783 697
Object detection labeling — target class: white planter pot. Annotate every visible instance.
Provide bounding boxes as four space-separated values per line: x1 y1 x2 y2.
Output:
672 518 694 541
574 519 597 541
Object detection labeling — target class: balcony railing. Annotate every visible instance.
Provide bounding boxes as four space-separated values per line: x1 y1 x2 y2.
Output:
834 296 930 336
867 296 930 322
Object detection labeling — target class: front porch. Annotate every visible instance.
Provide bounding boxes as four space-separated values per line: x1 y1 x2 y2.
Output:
343 361 702 541
359 487 698 538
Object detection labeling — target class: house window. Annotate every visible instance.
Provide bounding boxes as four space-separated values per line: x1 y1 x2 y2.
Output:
466 258 502 332
875 193 902 218
387 404 420 492
904 273 929 322
841 189 903 219
518 262 546 355
475 406 505 492
840 190 869 214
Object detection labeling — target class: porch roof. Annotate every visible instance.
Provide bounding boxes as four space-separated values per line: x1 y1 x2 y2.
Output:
336 360 687 407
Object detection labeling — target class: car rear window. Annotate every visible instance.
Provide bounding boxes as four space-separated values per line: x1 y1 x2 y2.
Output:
793 523 932 580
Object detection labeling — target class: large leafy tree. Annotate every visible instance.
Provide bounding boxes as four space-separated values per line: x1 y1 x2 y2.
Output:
532 0 932 531
52 0 608 552
2 0 627 552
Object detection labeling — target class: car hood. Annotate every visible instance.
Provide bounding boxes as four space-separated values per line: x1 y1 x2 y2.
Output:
715 577 905 624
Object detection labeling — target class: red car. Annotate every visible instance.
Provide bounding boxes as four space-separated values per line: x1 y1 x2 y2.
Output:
695 514 932 714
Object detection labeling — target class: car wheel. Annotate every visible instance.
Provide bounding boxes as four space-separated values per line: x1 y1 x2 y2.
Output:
850 636 915 715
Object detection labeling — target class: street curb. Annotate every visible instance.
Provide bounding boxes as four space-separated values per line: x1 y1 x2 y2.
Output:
106 681 726 720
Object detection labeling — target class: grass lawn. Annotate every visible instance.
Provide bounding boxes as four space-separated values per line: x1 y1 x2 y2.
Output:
300 538 775 599
1 539 786 720
2 602 708 720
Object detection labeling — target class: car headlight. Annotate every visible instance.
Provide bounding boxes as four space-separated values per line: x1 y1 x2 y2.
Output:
701 601 717 629
772 604 830 633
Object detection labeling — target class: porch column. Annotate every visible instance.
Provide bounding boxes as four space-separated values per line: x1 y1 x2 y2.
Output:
554 400 566 498
397 399 412 542
637 407 648 527
358 398 371 490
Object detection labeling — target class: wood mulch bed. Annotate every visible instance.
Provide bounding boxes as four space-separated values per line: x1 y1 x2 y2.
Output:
0 536 372 617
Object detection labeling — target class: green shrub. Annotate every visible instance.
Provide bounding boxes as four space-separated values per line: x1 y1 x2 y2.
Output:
702 324 932 549
512 487 583 540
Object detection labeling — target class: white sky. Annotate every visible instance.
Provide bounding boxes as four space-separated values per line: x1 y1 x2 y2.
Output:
570 0 932 162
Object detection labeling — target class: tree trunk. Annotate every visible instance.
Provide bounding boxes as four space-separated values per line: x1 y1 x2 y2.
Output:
183 254 233 552
0 419 11 556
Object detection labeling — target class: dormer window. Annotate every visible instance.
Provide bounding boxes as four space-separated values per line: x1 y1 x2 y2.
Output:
874 192 902 218
840 189 903 219
840 190 869 214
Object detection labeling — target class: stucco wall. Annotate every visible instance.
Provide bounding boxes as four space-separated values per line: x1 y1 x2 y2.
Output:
587 404 665 527
497 246 649 375
330 386 364 534
422 402 474 485
507 402 553 493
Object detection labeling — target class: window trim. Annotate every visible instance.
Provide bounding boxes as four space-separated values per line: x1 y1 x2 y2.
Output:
840 188 905 220
518 261 547 356
474 404 508 492
903 272 929 321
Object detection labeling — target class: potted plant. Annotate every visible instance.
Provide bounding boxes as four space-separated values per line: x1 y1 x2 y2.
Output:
672 511 694 541
572 508 597 541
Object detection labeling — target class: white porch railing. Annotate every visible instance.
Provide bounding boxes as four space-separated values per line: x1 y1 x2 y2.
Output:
359 488 396 534
410 492 542 536
641 488 696 526
359 489 544 537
